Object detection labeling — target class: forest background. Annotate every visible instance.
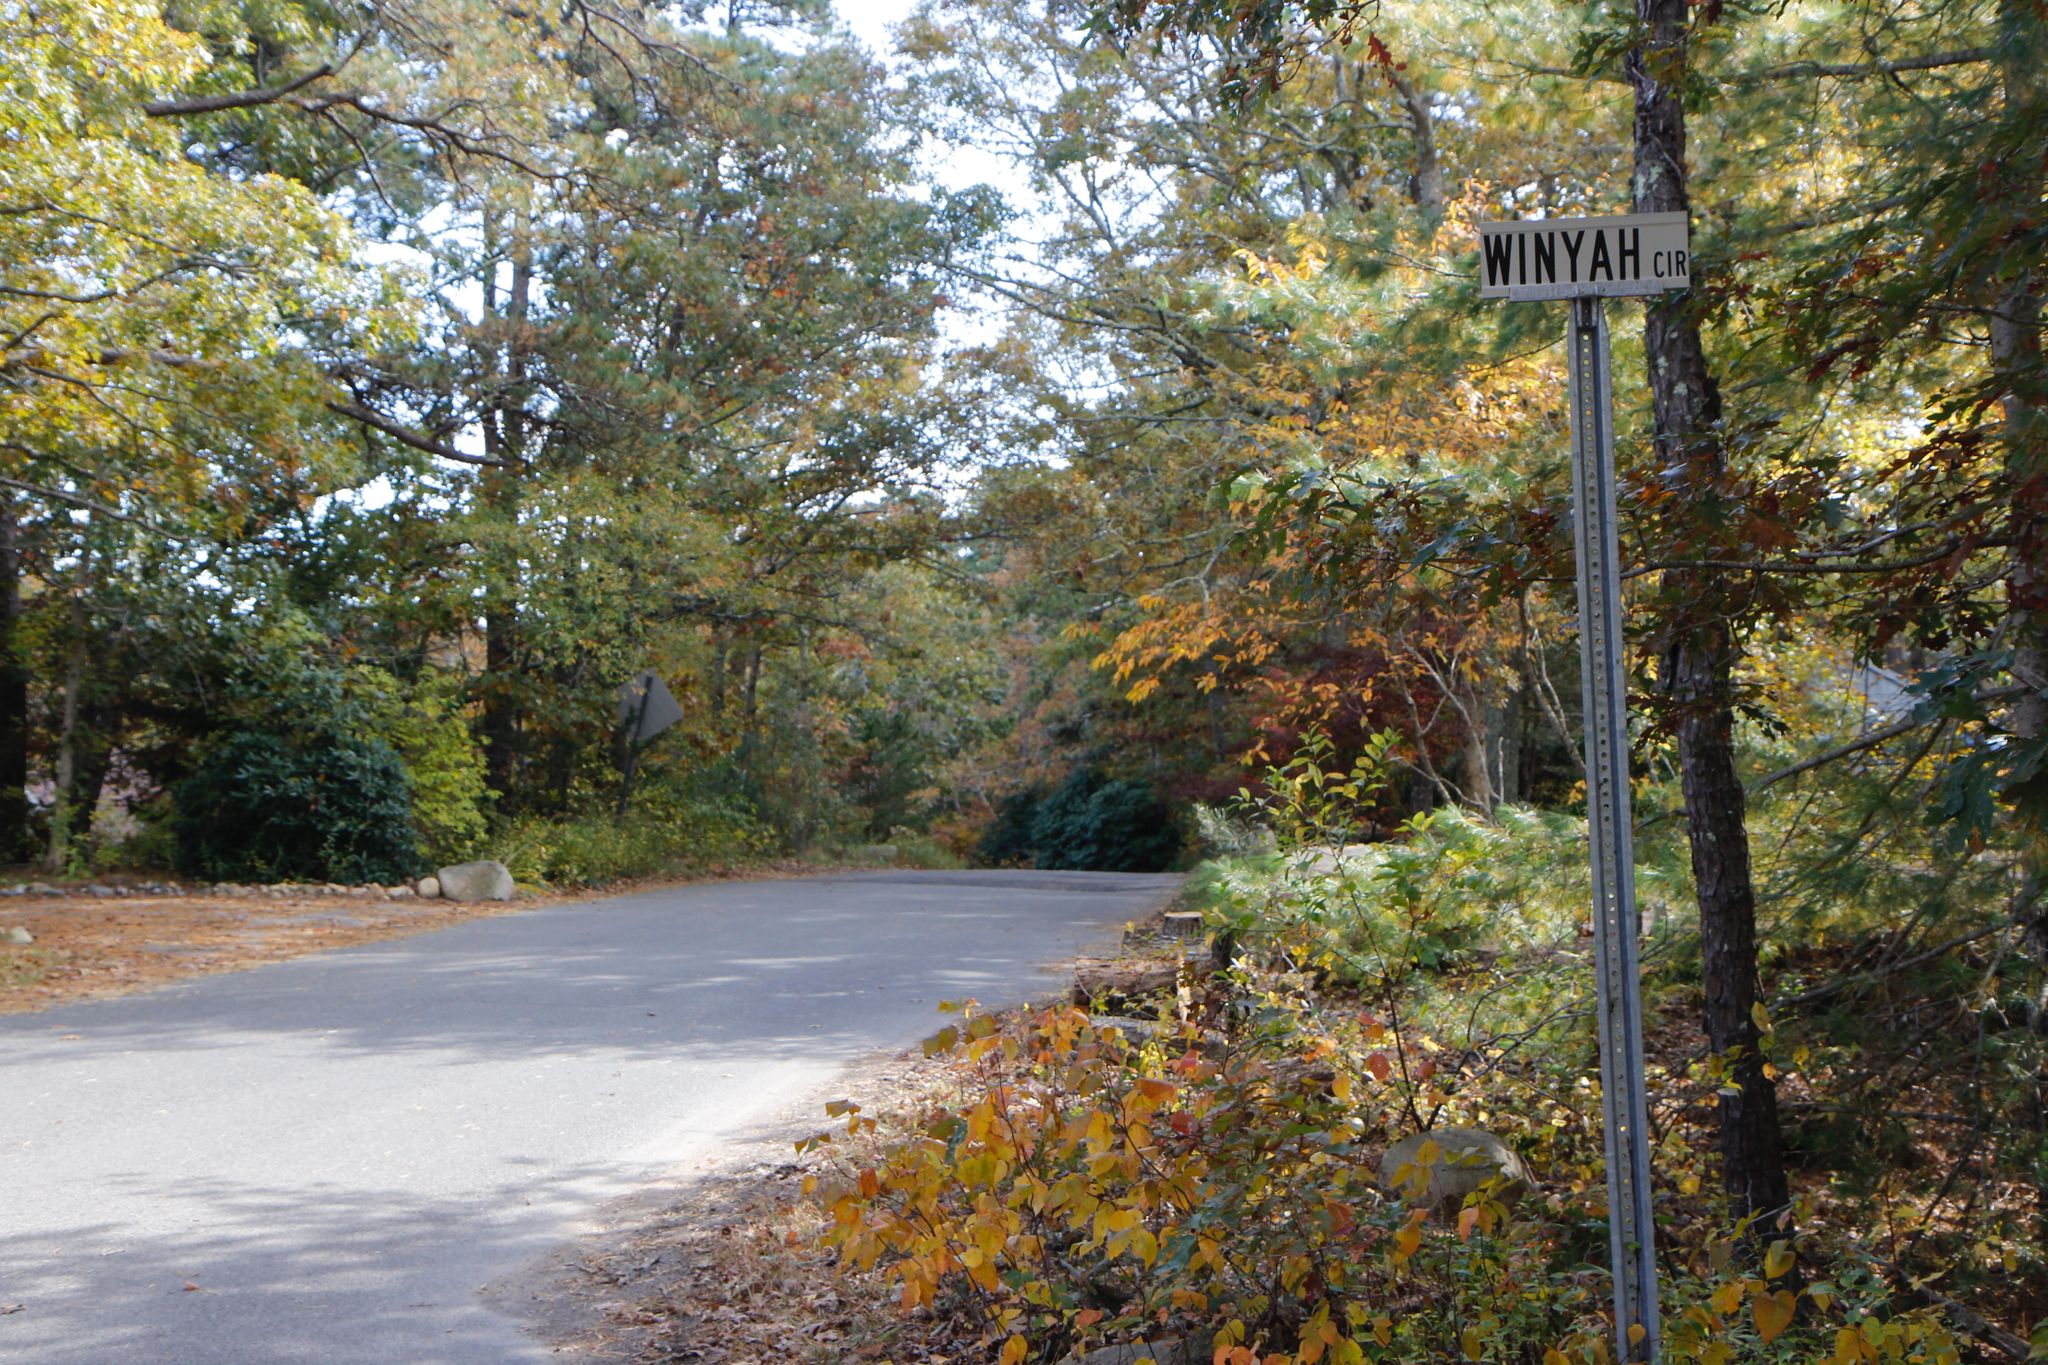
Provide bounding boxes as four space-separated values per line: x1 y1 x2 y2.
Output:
4 0 2045 1354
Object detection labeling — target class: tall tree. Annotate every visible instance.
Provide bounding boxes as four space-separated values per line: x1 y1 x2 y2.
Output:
1628 0 1791 1229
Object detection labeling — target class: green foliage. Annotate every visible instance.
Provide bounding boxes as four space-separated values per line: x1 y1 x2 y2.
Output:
173 728 421 884
346 668 491 865
1028 769 1184 871
977 788 1046 866
486 781 770 887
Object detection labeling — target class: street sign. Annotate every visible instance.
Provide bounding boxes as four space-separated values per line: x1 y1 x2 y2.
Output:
1479 212 1689 301
614 670 684 823
1481 211 1691 1363
617 670 683 743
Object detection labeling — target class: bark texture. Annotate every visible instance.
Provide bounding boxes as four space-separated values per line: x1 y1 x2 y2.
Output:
0 501 29 861
479 206 534 801
1627 0 1791 1229
1993 0 2048 744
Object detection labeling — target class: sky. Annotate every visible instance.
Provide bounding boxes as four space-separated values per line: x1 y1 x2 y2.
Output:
833 0 913 53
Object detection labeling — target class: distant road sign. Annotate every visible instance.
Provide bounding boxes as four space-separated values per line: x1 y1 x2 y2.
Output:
617 670 683 743
1478 211 1689 300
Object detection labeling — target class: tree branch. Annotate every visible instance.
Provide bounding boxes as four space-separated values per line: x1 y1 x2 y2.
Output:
1744 48 1992 82
143 64 336 118
1752 683 2029 791
325 399 499 467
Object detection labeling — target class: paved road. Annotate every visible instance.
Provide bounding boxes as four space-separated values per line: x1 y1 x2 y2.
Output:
0 869 1179 1363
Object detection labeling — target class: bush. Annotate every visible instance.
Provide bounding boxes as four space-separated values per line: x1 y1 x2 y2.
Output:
349 668 490 864
173 728 422 884
1029 768 1182 871
976 787 1044 866
486 784 771 886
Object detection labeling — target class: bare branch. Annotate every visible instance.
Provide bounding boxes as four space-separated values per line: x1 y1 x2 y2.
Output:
143 64 336 118
325 399 499 467
1752 683 2029 791
0 475 176 535
1744 48 1992 82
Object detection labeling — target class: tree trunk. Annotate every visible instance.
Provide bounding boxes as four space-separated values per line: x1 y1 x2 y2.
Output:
1628 0 1792 1231
1993 0 2047 743
478 203 534 801
45 600 87 874
0 500 29 862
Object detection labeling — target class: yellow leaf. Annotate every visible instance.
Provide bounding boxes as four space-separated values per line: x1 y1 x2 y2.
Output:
1457 1207 1480 1242
1763 1239 1795 1281
1752 1289 1796 1344
1751 1002 1772 1034
1709 1281 1744 1316
1461 1326 1483 1359
1627 1323 1646 1347
1001 1335 1028 1365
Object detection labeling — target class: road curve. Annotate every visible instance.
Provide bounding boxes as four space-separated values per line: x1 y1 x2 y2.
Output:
0 869 1180 1363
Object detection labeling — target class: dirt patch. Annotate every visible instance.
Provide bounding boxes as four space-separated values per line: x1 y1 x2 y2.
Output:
495 1046 958 1364
0 891 532 1014
507 915 1185 1363
0 860 874 1016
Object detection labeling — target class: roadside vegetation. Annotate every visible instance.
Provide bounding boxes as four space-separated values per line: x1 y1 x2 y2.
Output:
5 0 2045 1356
790 718 2041 1364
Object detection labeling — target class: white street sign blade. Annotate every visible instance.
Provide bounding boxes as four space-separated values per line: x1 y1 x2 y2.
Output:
1479 212 1689 300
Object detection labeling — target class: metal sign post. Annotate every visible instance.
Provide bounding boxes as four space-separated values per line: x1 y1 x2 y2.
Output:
1480 213 1689 1364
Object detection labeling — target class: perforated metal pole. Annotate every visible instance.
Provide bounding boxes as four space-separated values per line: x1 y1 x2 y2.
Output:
1566 294 1661 1363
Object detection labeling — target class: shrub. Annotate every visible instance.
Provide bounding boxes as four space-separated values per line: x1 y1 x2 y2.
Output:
980 773 1186 871
173 728 422 884
348 668 490 864
977 788 1044 866
486 785 771 887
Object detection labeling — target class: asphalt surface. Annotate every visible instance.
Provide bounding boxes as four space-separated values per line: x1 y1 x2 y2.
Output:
0 869 1180 1363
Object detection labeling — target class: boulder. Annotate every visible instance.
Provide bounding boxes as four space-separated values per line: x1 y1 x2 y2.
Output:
3 926 32 945
416 875 441 899
1072 1340 1196 1365
434 861 514 902
1300 843 1373 875
1378 1127 1531 1209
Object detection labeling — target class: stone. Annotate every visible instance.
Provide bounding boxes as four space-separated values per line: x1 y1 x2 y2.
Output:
23 883 56 897
0 885 21 897
85 885 115 898
433 861 514 902
1300 843 1373 874
3 926 32 945
416 875 441 899
387 885 415 899
1071 1340 1195 1365
1379 1127 1530 1209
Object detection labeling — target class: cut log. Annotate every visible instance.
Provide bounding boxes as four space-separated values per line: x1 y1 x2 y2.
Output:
1072 957 1180 1004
